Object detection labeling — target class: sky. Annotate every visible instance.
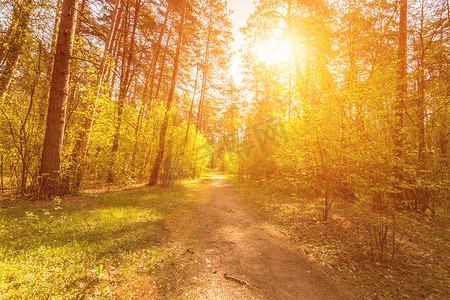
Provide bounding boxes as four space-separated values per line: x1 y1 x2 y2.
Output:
227 0 255 84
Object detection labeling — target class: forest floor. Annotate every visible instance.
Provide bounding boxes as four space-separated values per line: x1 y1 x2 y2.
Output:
0 173 448 299
158 173 353 299
228 177 449 300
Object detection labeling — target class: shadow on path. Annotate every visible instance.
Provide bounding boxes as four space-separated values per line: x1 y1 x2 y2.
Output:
185 174 351 300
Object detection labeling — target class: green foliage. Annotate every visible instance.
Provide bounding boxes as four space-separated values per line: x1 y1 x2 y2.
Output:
232 179 449 299
228 0 450 224
0 0 235 194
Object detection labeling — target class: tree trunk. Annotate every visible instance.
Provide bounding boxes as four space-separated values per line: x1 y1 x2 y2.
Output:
148 0 188 186
417 1 426 170
196 6 213 133
70 0 123 189
47 0 63 80
107 0 140 182
0 0 34 100
154 26 173 104
148 7 170 107
65 0 86 126
38 0 78 199
394 0 407 161
184 63 200 147
0 4 19 63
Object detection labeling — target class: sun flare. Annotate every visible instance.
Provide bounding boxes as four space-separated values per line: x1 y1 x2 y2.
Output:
255 38 294 65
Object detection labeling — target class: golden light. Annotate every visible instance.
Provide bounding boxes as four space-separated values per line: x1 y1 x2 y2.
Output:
255 38 294 65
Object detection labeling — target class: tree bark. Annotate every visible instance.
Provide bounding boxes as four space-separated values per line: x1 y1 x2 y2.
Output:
148 0 188 186
38 0 78 198
394 0 407 161
184 63 200 147
148 7 170 108
154 26 173 103
70 0 123 189
417 0 426 170
196 5 213 133
0 0 34 100
107 0 140 183
65 0 86 125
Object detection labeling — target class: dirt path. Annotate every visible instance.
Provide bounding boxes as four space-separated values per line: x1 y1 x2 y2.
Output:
173 174 352 299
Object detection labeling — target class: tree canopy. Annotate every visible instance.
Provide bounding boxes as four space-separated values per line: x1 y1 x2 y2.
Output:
0 0 448 212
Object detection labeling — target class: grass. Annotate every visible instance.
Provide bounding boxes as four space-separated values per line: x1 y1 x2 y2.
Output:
0 181 203 299
2 172 447 299
229 176 450 300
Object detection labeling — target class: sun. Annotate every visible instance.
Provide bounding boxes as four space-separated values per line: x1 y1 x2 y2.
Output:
255 38 294 65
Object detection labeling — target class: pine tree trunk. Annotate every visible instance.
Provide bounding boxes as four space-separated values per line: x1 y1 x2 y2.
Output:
196 6 213 133
107 0 140 182
38 0 78 199
65 0 86 125
148 0 188 186
154 26 173 103
417 1 426 170
70 0 123 189
392 0 407 206
395 0 407 161
47 0 63 80
148 7 170 107
0 0 34 99
184 64 200 147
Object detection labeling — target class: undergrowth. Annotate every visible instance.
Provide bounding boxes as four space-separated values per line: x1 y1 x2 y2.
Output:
0 182 200 299
230 177 449 300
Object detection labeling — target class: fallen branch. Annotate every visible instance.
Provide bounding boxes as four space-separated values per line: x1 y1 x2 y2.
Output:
223 273 249 286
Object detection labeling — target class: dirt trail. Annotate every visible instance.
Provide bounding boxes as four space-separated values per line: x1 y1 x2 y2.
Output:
178 174 352 300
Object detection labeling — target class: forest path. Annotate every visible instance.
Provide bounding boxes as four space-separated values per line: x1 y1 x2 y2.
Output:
172 173 351 299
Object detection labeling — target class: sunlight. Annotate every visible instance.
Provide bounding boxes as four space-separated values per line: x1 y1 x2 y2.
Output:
255 38 294 65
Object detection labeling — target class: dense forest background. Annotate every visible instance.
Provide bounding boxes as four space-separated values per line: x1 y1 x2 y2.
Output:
0 0 448 215
234 0 449 220
1 0 233 196
0 0 449 298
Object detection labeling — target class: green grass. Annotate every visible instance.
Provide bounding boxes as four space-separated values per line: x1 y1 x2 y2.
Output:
0 184 197 299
